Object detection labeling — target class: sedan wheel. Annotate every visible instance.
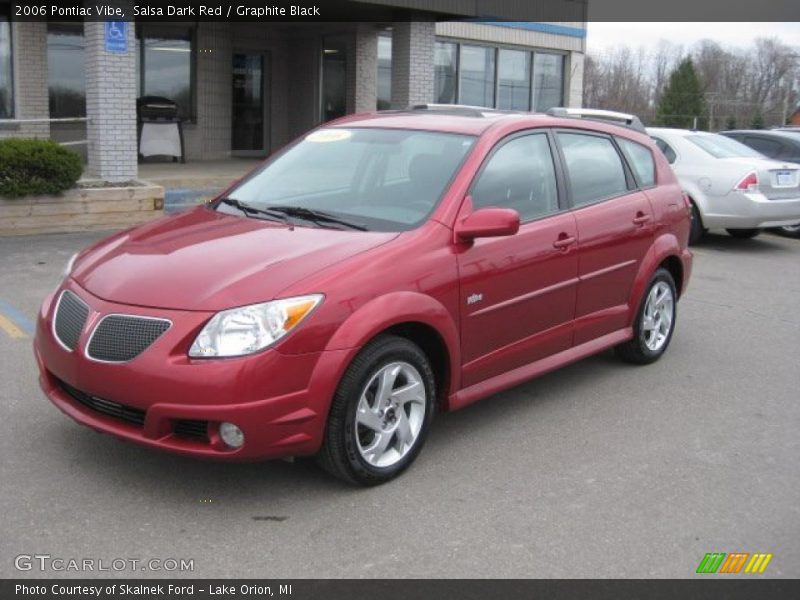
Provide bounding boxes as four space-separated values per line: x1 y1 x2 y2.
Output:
726 228 762 239
615 268 677 365
776 224 800 238
317 335 435 485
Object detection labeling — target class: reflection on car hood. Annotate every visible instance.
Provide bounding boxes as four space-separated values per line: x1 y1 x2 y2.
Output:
72 207 398 311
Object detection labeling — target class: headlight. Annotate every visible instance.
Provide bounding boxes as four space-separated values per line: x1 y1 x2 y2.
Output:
189 294 323 358
62 253 78 278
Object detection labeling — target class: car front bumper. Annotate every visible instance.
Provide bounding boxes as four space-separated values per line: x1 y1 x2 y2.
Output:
34 282 346 461
701 191 800 229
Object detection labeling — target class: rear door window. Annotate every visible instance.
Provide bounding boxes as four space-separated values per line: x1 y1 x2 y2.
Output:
557 132 629 207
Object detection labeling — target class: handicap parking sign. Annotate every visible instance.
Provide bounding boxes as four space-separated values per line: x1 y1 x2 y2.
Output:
105 21 128 53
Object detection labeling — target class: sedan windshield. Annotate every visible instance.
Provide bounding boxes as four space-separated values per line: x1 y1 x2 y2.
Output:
686 134 764 159
219 128 476 231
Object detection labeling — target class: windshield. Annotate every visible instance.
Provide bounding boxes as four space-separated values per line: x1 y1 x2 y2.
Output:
686 134 764 159
220 128 476 231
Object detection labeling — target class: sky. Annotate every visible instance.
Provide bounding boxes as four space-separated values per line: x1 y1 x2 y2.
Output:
586 22 800 55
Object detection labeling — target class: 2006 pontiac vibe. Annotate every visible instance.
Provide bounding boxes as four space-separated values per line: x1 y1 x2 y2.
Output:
34 107 692 485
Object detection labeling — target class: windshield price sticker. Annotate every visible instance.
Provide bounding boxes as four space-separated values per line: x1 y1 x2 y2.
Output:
305 129 352 143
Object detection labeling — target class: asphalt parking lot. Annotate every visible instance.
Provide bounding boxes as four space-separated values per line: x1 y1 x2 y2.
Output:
0 230 798 579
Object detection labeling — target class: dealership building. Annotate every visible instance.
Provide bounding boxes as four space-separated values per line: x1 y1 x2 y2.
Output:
0 1 586 182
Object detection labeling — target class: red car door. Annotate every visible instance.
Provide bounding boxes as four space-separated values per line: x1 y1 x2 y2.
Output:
555 130 655 345
457 132 579 388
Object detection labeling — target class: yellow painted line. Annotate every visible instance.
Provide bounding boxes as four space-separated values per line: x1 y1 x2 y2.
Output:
0 313 27 339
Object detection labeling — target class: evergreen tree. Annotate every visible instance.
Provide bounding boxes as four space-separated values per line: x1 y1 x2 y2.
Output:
725 116 737 130
750 112 765 129
656 58 706 129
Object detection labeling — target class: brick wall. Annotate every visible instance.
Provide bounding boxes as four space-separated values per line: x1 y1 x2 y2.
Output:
0 21 48 139
347 24 377 114
85 15 137 182
390 20 435 108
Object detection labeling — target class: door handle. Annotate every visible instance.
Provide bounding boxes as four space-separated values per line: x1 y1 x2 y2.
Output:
552 235 576 249
632 213 651 226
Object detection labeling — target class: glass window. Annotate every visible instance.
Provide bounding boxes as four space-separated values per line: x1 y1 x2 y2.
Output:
686 134 763 159
618 137 656 187
459 45 494 108
48 23 85 118
472 134 559 221
321 37 346 122
533 53 564 111
558 132 628 206
0 9 12 119
377 35 391 109
225 128 475 232
137 26 194 121
743 136 782 159
434 41 457 104
497 49 530 111
651 136 677 164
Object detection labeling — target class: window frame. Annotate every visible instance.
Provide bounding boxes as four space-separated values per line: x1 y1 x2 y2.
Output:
0 3 13 119
467 128 568 225
552 128 637 210
615 135 658 190
136 23 197 123
434 37 568 112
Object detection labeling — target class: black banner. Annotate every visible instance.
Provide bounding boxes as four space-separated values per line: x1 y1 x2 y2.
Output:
3 579 800 600
4 0 800 22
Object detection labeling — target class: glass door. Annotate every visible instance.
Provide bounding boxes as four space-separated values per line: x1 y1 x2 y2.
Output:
232 52 269 156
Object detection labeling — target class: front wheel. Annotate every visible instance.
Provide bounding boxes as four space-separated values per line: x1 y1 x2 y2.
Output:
726 228 762 239
615 268 677 365
317 335 435 486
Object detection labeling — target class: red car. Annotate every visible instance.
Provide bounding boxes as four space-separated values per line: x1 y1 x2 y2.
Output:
34 106 692 485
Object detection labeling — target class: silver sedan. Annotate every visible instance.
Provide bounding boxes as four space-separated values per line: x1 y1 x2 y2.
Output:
647 127 800 243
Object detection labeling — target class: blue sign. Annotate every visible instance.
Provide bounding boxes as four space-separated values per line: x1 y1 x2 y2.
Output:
105 21 128 54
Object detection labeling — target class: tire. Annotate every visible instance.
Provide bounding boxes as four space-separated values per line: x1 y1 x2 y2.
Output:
615 268 677 365
317 335 436 486
688 202 705 245
726 228 762 239
772 224 800 238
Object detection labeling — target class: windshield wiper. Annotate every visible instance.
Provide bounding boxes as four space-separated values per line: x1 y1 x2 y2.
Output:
266 205 368 231
217 197 289 224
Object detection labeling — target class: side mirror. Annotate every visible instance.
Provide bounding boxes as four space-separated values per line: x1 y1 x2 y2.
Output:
455 207 520 241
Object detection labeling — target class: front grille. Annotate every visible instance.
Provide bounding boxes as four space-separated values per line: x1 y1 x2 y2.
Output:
87 315 171 362
173 419 209 441
54 290 89 351
58 379 146 427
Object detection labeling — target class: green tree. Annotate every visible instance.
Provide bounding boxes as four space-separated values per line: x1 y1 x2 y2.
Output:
750 111 765 129
725 116 737 130
656 58 706 129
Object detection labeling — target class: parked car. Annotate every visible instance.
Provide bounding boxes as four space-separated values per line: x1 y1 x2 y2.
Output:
34 107 692 485
647 128 800 244
720 129 800 237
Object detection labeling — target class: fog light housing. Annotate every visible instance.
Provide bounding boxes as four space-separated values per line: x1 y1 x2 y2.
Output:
219 422 244 449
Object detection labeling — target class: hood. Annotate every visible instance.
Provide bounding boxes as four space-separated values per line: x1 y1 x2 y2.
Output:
72 207 398 311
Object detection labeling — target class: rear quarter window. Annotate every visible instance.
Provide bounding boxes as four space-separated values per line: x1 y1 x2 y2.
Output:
617 137 656 187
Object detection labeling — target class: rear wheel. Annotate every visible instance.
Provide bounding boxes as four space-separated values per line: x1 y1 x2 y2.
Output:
688 202 705 245
774 224 800 238
615 268 677 365
317 335 435 486
726 228 762 239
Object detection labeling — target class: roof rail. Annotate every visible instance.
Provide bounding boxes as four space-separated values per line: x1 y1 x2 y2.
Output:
409 104 499 118
546 107 646 133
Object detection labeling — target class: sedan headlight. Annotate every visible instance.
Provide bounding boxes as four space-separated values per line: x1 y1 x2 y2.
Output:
189 294 323 358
